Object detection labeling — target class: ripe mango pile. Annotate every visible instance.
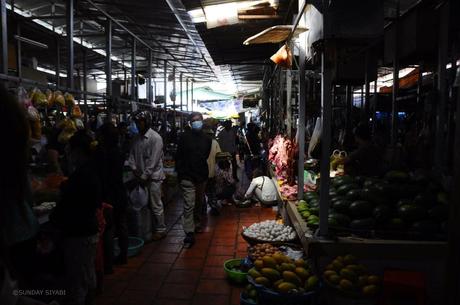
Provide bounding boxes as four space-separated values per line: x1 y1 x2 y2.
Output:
248 252 319 294
323 255 380 297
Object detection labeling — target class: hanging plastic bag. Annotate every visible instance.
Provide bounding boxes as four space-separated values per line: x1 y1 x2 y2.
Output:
17 87 32 109
129 185 149 211
307 117 322 158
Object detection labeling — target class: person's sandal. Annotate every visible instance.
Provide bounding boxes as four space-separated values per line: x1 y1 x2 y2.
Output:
152 231 167 241
183 233 195 248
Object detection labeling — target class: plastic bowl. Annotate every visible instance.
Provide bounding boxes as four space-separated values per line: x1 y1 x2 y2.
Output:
224 258 248 284
113 236 144 258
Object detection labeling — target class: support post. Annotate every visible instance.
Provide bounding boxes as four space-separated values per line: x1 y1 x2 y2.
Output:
286 70 292 137
16 24 21 78
390 0 400 147
83 49 88 123
105 19 112 101
297 47 306 200
186 78 189 112
148 49 152 104
279 68 285 133
123 67 127 95
66 0 74 90
319 8 332 237
56 39 60 87
364 52 370 117
434 2 449 172
180 72 183 128
372 80 377 134
172 66 176 128
163 60 167 125
131 38 136 102
345 85 352 133
0 0 7 75
447 73 460 305
191 80 194 112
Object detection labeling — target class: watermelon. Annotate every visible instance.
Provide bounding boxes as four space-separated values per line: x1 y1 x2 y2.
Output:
361 187 386 205
350 218 375 230
397 199 413 207
441 221 448 234
328 217 339 227
428 205 448 221
363 178 380 188
332 199 352 214
333 176 354 188
331 196 346 203
309 198 319 208
373 205 392 223
345 189 362 201
337 184 359 195
329 213 351 227
329 188 338 197
354 176 366 186
399 183 424 198
411 220 440 234
374 182 390 193
413 193 435 207
386 218 405 230
437 192 449 205
309 206 319 215
398 204 426 222
349 200 373 218
304 191 318 201
385 170 409 182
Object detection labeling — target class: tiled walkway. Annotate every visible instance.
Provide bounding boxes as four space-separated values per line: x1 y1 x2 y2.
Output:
96 199 277 305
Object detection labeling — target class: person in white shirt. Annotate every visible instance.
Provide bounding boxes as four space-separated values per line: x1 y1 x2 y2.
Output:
128 111 166 240
243 169 278 206
204 126 222 215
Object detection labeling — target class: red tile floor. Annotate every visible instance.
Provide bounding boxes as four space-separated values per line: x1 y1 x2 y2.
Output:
96 200 277 305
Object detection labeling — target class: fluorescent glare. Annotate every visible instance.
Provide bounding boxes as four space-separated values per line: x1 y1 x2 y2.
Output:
188 8 206 23
204 3 239 28
37 66 67 78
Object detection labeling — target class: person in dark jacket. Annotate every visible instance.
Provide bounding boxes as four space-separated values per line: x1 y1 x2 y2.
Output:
50 130 102 305
175 112 211 248
95 123 129 266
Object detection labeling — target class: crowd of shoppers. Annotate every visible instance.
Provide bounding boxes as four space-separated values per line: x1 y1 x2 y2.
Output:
0 81 269 304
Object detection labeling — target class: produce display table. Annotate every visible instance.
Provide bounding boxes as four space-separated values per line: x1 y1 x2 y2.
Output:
285 201 447 260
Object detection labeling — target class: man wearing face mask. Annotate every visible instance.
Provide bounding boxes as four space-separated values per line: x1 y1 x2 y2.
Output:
175 112 212 248
128 111 167 241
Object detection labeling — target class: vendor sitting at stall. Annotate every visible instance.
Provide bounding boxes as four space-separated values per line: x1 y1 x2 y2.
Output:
237 169 278 207
338 122 383 177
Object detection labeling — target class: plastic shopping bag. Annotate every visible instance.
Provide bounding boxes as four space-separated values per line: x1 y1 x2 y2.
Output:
129 185 148 211
308 117 322 158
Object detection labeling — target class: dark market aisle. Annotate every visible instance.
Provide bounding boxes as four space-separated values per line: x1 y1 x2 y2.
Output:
95 199 277 305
